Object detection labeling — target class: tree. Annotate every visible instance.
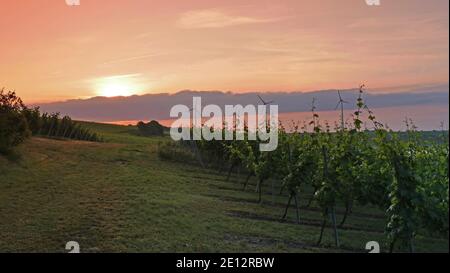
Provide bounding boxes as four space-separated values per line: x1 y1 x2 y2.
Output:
137 120 165 136
0 89 30 154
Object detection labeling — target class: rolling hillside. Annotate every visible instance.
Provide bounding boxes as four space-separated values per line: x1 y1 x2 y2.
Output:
0 122 448 253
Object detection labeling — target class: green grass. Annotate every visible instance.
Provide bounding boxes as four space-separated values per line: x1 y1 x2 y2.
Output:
0 123 448 253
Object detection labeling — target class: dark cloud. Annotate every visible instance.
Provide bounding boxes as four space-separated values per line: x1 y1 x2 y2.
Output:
35 84 449 123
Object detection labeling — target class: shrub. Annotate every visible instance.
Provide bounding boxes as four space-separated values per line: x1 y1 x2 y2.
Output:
22 106 42 134
137 120 165 136
0 89 30 154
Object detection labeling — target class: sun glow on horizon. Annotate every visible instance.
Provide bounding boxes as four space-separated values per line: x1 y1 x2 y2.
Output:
98 82 134 97
94 74 144 97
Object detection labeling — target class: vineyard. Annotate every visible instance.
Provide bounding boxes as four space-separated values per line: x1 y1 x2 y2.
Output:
162 88 449 253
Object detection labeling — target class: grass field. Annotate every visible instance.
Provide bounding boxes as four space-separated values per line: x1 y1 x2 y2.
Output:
0 122 448 253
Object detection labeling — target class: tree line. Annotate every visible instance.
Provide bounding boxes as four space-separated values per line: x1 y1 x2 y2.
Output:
1 89 102 155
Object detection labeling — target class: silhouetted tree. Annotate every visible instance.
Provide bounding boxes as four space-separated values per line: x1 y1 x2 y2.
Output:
0 89 30 154
137 120 165 136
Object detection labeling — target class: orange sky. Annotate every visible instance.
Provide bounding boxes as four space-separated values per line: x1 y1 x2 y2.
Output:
0 0 448 103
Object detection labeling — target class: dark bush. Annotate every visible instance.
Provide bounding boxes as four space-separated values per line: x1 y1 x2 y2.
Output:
0 89 30 154
22 106 42 134
137 120 165 136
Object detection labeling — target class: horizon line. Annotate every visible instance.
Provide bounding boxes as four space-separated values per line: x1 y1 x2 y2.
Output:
29 82 450 105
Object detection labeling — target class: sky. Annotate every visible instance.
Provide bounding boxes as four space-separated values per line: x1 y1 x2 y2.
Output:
0 0 449 104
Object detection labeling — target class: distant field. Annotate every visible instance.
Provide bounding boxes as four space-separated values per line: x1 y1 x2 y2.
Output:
0 122 448 253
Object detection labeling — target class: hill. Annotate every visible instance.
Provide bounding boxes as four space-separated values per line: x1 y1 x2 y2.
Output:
0 122 448 252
